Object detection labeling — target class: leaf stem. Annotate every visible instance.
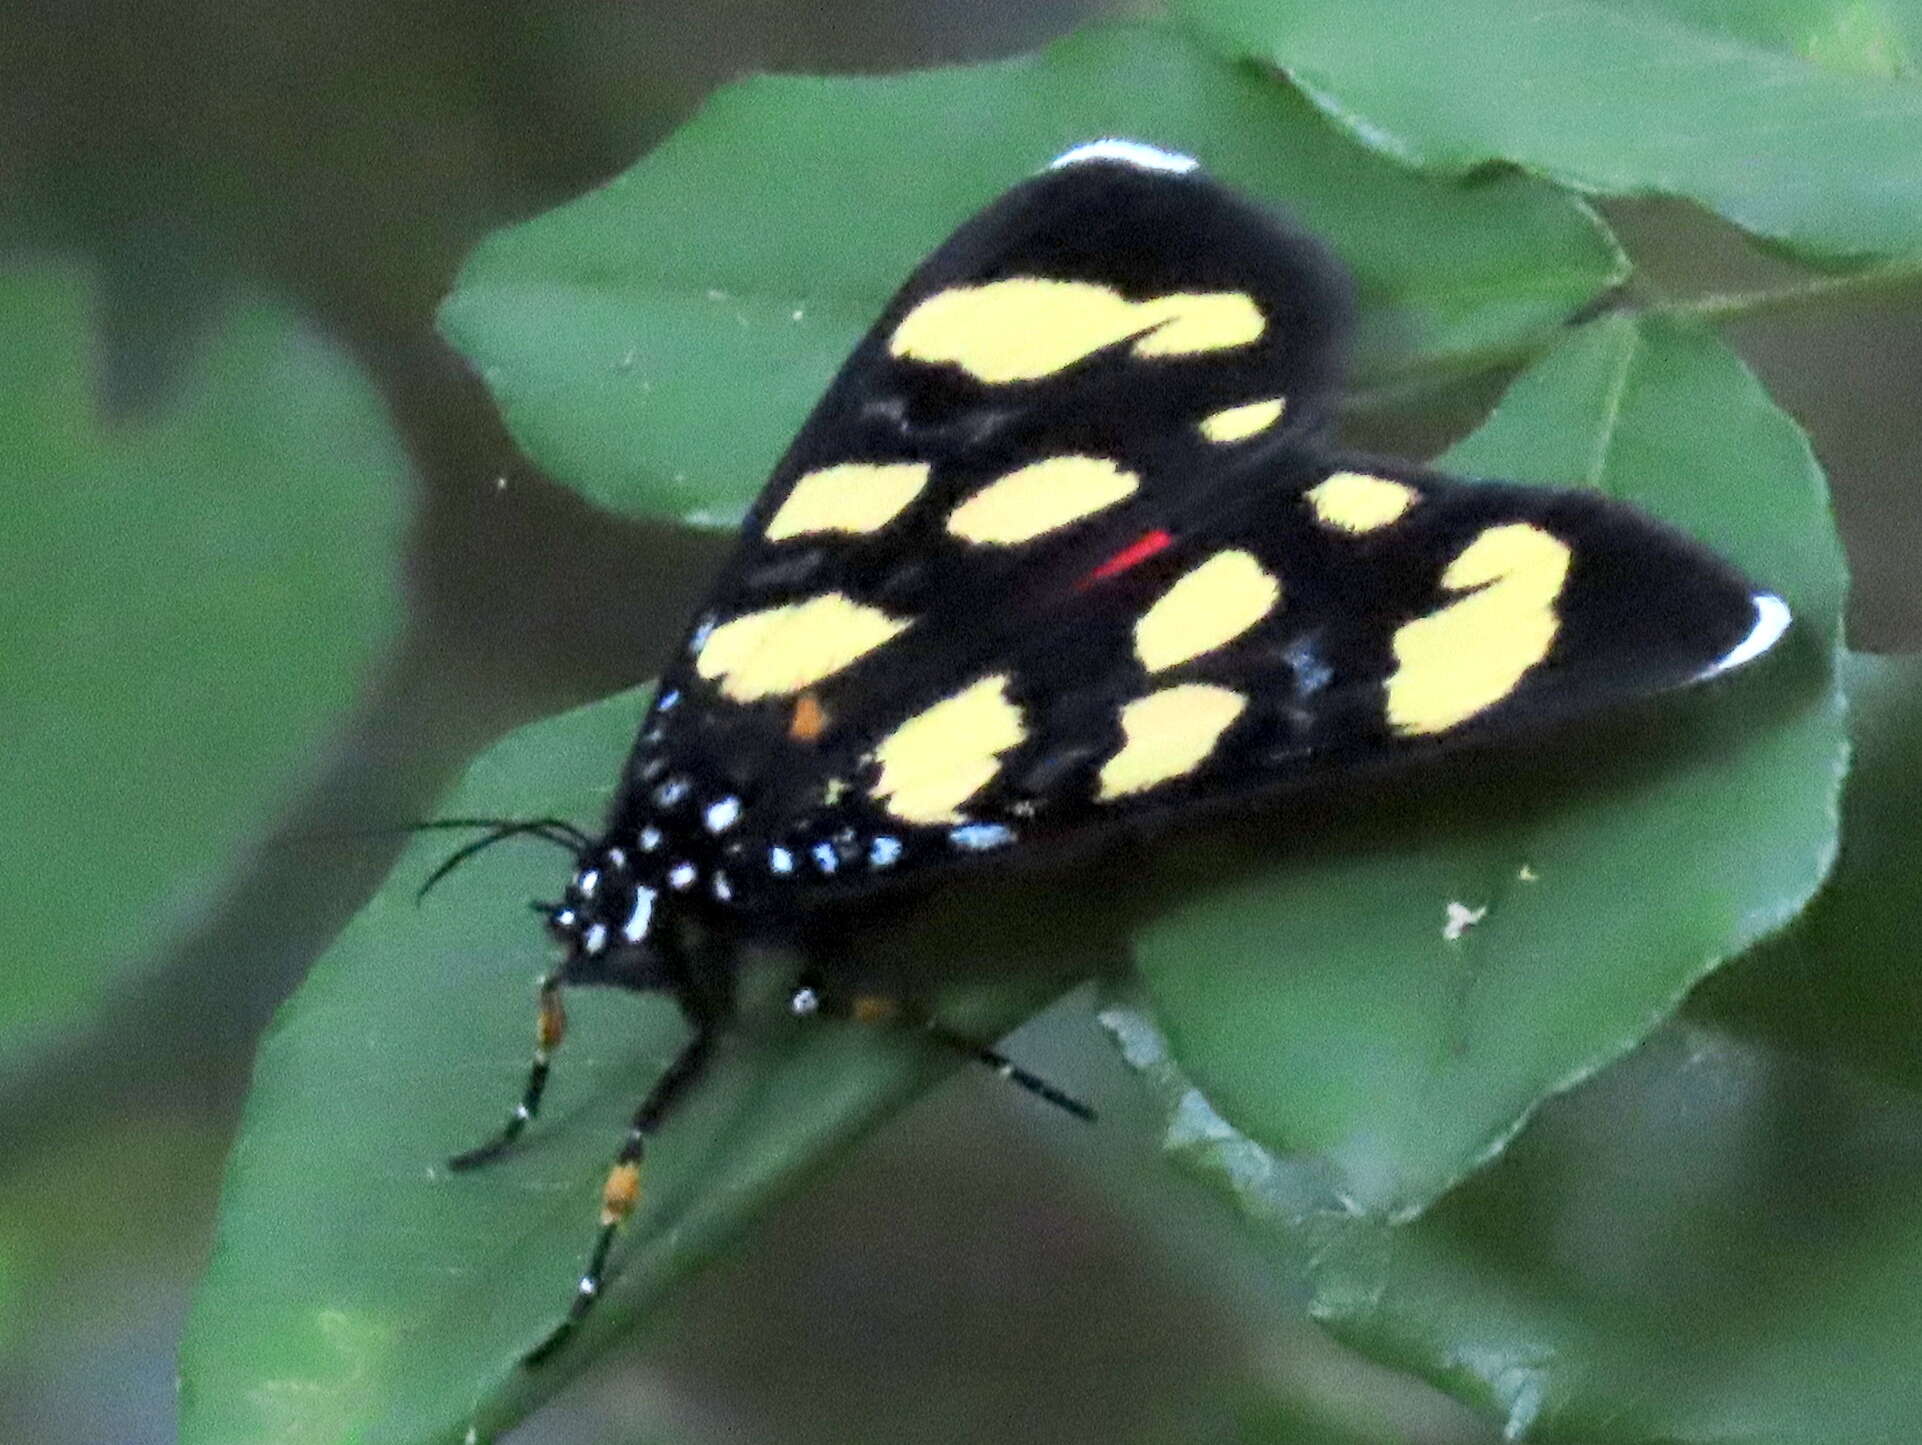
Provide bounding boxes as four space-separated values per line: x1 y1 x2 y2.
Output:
1657 256 1922 323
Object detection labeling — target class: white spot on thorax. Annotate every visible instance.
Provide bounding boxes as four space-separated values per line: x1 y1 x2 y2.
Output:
637 825 664 853
668 862 698 891
704 796 743 833
576 869 600 899
583 922 609 955
769 845 796 876
622 886 657 943
1050 138 1198 173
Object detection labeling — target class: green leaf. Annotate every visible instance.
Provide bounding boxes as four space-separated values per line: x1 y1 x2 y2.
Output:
0 1242 15 1357
1110 778 1922 1445
179 688 1072 1443
1132 314 1844 1218
440 21 1623 524
0 260 406 1066
1693 651 1922 1090
1651 0 1922 80
1175 0 1922 264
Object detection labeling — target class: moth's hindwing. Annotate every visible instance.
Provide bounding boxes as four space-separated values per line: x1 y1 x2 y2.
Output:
621 147 1784 903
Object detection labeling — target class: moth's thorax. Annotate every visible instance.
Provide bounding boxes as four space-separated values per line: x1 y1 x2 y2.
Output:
587 722 1011 932
547 817 731 974
549 841 662 961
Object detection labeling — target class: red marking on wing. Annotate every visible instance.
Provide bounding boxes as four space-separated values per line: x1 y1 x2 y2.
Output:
1081 529 1174 586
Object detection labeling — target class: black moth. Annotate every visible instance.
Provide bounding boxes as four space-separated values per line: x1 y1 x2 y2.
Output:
440 139 1787 1361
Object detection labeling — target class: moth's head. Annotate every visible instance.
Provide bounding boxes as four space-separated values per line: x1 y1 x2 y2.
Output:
538 845 673 986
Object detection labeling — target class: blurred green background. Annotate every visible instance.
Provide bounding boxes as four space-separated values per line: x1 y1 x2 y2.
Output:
3 2 1918 1441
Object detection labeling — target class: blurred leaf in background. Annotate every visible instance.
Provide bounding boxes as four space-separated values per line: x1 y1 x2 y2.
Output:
0 261 407 1069
1697 653 1922 1082
1175 0 1922 262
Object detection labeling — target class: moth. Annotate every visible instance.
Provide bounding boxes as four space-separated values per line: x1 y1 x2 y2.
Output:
440 139 1788 1360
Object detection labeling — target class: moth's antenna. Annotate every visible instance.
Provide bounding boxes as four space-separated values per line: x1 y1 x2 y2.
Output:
416 818 592 902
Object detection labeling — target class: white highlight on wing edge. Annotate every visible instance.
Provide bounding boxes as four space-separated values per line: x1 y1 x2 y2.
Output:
1702 592 1792 678
1050 139 1198 174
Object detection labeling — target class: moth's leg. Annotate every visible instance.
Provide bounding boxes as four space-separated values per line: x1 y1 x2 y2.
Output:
523 1012 717 1366
522 949 730 1368
787 970 1094 1122
449 971 568 1171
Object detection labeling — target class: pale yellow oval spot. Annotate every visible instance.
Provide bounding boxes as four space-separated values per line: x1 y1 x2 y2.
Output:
890 278 1265 384
1131 292 1266 358
1386 523 1572 736
765 461 931 541
1305 471 1421 534
869 675 1026 823
1097 684 1248 800
1135 550 1281 673
947 455 1139 545
694 593 909 702
1199 396 1286 443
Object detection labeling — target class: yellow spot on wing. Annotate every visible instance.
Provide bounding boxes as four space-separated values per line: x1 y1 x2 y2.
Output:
695 594 908 702
765 461 931 541
1135 550 1280 672
1199 396 1286 443
947 456 1138 545
1098 684 1247 799
1133 293 1267 357
890 278 1264 384
870 675 1026 823
1387 523 1571 736
1306 471 1420 533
